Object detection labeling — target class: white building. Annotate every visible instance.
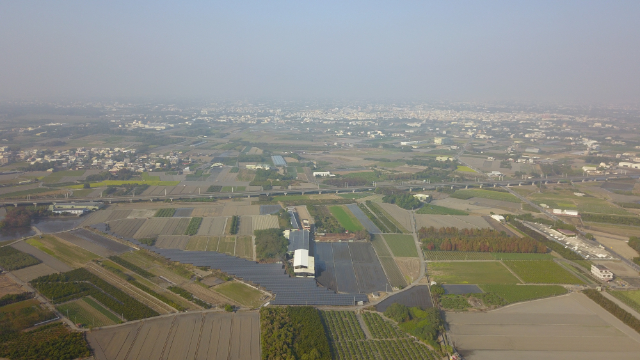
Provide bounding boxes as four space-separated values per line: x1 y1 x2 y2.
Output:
591 264 613 281
293 249 315 277
490 215 505 222
619 162 640 169
313 171 334 177
413 194 431 202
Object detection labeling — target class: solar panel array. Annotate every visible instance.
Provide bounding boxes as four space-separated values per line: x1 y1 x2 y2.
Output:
287 229 310 252
271 155 287 166
91 223 367 306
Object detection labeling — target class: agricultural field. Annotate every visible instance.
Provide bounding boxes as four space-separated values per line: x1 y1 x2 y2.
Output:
375 203 412 233
446 292 640 359
0 246 41 271
428 261 520 284
106 218 146 238
235 236 254 260
416 204 469 215
127 209 157 218
456 166 476 173
184 217 202 235
212 281 264 308
383 234 418 257
479 284 568 304
424 251 554 261
251 214 279 231
42 170 85 183
154 208 176 217
155 235 190 249
0 274 27 297
197 217 227 236
414 214 491 230
57 297 120 328
132 218 190 239
528 192 631 215
25 235 99 268
451 189 521 203
503 261 584 284
608 290 640 313
321 310 438 360
68 179 181 188
371 235 407 288
185 236 219 251
329 205 364 232
88 311 260 360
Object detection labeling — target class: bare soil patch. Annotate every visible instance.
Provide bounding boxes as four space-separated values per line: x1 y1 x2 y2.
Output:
395 258 420 283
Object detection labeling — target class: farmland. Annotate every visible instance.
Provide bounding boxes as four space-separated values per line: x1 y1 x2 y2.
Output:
184 217 202 235
154 208 176 217
503 261 585 284
416 204 469 215
212 281 264 308
329 205 364 232
88 311 260 360
428 261 520 284
479 284 568 304
0 246 41 271
25 235 99 268
371 235 407 288
609 290 640 313
57 297 119 328
424 251 554 261
321 310 439 360
383 234 418 257
450 189 521 203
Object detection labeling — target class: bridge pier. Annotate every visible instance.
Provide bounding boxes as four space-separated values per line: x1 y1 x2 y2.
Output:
479 184 483 188
352 189 355 193
519 182 522 186
493 184 496 187
465 185 468 189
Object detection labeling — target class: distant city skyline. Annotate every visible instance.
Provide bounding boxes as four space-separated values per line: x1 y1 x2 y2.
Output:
1 1 639 103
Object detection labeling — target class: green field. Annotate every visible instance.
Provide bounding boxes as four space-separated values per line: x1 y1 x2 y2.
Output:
329 205 364 232
212 281 264 308
609 290 640 313
57 297 119 328
273 194 310 201
424 251 554 261
503 261 584 284
70 189 94 198
428 261 520 284
343 171 384 182
529 193 631 215
0 187 57 199
26 235 99 267
451 189 521 203
383 234 418 257
416 204 469 215
456 166 476 173
479 284 568 304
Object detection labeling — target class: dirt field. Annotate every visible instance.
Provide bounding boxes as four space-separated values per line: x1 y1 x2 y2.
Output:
155 235 190 250
186 236 219 251
251 215 278 231
593 260 640 278
127 209 156 218
447 292 640 360
295 205 312 224
378 203 413 231
414 215 491 230
395 258 420 283
133 218 190 239
0 274 27 297
87 311 260 360
11 263 59 282
80 210 113 227
197 217 227 236
585 223 640 238
221 205 260 216
237 216 253 236
586 230 640 260
191 206 224 217
108 218 147 238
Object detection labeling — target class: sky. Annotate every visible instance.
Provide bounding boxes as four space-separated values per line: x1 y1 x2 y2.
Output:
1 1 639 103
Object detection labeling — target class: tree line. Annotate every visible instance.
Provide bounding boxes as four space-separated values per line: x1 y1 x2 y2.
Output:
260 306 331 360
30 268 158 320
418 226 547 253
583 289 640 334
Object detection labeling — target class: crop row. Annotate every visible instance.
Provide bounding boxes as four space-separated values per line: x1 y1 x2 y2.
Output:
321 311 365 341
366 201 401 234
358 203 390 232
154 208 176 217
229 215 239 235
184 217 203 235
362 312 407 339
30 268 158 320
168 286 212 309
108 256 155 278
331 338 437 360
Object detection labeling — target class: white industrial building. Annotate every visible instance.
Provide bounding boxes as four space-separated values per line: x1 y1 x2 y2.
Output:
313 171 334 177
293 249 315 277
552 209 579 216
591 264 613 281
619 162 640 169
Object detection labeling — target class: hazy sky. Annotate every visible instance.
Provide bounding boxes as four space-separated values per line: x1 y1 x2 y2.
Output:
1 1 639 103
